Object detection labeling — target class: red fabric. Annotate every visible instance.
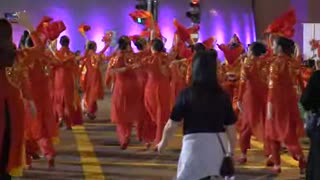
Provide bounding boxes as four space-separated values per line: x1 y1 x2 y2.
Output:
78 24 91 33
116 122 132 147
173 19 191 43
202 36 215 49
102 31 113 43
129 35 141 43
46 21 66 41
36 18 66 41
270 140 303 165
38 138 56 159
170 63 187 105
185 57 193 85
187 24 200 34
134 51 156 143
142 52 171 144
71 94 83 125
25 54 58 141
266 55 305 144
264 8 296 38
301 67 314 89
53 47 78 128
129 10 152 22
218 35 244 65
0 64 27 175
109 51 142 145
238 57 269 141
82 52 104 115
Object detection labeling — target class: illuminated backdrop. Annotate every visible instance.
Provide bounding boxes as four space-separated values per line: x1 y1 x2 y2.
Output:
1 0 255 59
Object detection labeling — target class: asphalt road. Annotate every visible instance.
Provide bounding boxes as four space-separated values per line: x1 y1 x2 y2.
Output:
22 93 307 180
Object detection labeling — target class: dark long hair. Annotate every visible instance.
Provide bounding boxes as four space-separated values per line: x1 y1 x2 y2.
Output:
275 36 295 56
18 30 29 49
250 42 266 57
118 35 131 51
189 50 224 108
151 38 166 52
192 43 206 53
0 19 16 68
134 38 147 51
191 50 221 90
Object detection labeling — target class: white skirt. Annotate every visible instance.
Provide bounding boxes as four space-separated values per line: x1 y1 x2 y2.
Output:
176 133 229 180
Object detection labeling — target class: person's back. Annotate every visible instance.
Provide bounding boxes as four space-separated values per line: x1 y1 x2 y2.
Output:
157 51 237 180
300 70 320 180
173 87 234 135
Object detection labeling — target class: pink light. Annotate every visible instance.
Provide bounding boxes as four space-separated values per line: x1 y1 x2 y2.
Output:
243 13 252 45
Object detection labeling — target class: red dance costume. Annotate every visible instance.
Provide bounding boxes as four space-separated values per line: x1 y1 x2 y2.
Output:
170 62 187 105
142 52 171 144
266 54 305 172
134 50 156 144
0 32 41 176
81 50 106 116
53 47 79 128
218 35 244 114
109 50 142 149
24 50 58 167
237 56 271 162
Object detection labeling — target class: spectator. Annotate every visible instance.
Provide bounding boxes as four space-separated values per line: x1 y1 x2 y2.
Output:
300 70 320 180
157 50 237 180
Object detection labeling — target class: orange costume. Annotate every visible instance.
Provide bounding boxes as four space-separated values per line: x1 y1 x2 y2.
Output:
81 46 108 116
237 56 271 160
142 52 171 144
170 62 187 105
133 50 156 144
218 34 244 113
53 47 79 128
24 49 59 167
266 55 305 169
108 50 142 149
0 31 41 177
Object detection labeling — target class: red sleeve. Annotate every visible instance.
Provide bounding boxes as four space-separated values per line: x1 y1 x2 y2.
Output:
267 61 279 102
238 64 247 102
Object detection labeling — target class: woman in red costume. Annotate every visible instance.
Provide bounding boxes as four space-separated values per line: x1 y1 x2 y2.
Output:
218 34 245 114
132 37 156 147
22 33 58 169
137 39 171 145
53 36 79 129
108 36 140 149
0 14 38 179
266 36 306 173
237 42 272 165
81 40 109 119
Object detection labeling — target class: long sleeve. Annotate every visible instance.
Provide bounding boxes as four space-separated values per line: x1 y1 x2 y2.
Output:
238 63 247 102
30 31 43 48
267 61 279 102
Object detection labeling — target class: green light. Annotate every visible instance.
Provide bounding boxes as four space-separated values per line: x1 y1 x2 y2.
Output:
137 18 142 24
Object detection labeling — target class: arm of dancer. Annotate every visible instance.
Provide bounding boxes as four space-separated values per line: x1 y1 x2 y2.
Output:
108 56 129 74
170 58 187 65
237 58 251 112
267 60 279 120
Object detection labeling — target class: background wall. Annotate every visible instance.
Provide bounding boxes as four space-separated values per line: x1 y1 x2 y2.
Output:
1 0 255 59
253 0 320 52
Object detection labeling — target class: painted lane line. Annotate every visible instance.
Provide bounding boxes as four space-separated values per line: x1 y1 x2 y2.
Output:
73 126 106 180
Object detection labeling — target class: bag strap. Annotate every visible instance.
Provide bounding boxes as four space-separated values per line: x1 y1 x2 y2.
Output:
216 134 226 155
